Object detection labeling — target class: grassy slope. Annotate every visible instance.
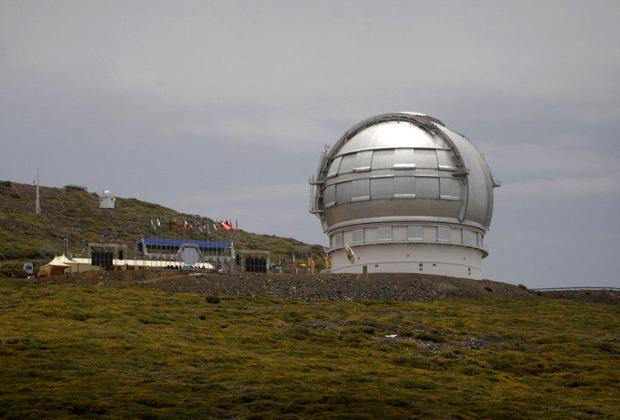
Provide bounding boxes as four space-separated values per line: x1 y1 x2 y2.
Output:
1 281 618 418
0 181 322 262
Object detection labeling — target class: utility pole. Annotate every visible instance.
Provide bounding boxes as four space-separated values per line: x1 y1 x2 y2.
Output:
35 169 41 215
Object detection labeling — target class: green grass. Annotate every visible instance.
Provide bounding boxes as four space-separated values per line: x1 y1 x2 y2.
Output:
1 280 619 418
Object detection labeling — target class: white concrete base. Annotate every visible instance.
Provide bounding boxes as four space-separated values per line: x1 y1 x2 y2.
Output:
330 243 484 279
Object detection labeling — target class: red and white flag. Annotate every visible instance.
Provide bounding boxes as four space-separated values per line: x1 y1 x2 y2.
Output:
220 219 233 231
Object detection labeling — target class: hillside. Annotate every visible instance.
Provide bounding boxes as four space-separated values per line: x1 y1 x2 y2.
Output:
0 180 323 263
1 278 618 418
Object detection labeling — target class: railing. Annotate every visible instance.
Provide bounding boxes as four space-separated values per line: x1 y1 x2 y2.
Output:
308 177 323 214
531 287 620 292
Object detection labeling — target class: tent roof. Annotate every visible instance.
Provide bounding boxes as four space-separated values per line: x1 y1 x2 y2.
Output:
46 255 73 267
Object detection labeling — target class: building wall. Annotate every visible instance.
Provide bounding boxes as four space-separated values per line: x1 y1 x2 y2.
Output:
329 223 485 254
330 242 484 279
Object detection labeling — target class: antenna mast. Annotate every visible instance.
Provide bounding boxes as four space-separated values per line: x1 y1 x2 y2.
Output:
35 169 41 215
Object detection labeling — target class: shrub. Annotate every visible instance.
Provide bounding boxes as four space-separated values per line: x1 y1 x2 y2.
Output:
597 341 620 354
0 261 29 278
206 296 220 304
360 326 375 335
72 313 90 321
484 286 493 293
398 328 414 337
415 332 447 343
518 284 528 290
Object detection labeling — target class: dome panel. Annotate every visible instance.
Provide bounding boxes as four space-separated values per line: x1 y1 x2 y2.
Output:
414 150 439 169
338 122 446 156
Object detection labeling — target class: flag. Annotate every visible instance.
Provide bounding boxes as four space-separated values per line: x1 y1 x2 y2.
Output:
307 256 316 274
345 246 356 263
220 220 233 231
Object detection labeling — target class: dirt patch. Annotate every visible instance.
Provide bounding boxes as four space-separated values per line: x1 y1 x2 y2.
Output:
34 271 532 302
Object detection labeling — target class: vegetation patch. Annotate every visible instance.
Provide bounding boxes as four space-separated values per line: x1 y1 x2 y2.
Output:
205 295 221 304
0 280 618 418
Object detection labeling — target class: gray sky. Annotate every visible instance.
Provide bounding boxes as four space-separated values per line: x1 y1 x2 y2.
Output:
1 0 619 287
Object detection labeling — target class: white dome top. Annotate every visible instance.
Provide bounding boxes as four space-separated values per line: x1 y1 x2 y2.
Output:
312 112 498 233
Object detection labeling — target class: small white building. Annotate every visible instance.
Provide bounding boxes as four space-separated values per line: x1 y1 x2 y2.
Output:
99 190 116 209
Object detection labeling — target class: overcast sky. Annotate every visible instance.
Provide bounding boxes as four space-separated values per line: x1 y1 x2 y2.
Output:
1 0 619 287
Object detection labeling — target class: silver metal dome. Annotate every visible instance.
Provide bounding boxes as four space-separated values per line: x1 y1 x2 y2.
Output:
310 112 498 272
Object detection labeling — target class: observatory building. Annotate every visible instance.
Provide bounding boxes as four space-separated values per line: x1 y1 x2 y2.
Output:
99 190 116 209
310 112 499 279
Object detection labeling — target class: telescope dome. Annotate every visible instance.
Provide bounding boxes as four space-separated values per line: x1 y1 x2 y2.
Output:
310 112 498 279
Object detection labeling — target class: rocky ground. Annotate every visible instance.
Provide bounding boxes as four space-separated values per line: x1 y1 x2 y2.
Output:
35 270 533 301
534 289 620 305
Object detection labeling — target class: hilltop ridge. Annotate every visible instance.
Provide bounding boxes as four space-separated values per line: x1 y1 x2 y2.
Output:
0 180 323 262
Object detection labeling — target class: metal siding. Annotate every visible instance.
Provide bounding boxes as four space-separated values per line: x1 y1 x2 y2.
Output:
393 149 415 168
377 226 393 241
407 225 424 240
440 178 462 200
324 185 336 206
327 156 342 177
339 122 439 154
352 179 370 201
437 149 457 169
437 126 494 228
343 230 353 245
394 176 416 197
339 151 372 174
451 228 463 244
463 230 477 247
414 149 438 169
393 226 407 242
333 233 343 247
338 154 357 174
438 226 451 242
371 149 394 170
336 181 353 203
424 226 437 242
354 151 373 171
365 227 377 243
370 177 394 200
416 177 440 199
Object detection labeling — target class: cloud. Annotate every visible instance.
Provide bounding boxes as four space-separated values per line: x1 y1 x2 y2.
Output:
501 175 620 198
1 0 619 286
